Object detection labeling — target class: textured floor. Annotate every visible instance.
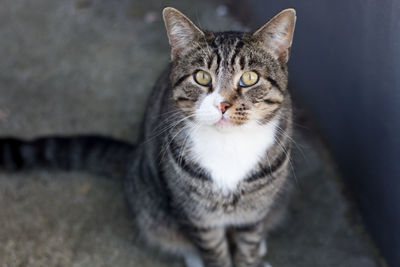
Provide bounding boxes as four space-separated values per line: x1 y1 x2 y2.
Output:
0 0 382 266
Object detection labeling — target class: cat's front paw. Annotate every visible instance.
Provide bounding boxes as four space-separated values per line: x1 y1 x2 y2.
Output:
183 253 204 267
258 239 268 257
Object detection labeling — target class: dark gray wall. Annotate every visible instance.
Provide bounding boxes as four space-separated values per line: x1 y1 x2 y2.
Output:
244 0 399 266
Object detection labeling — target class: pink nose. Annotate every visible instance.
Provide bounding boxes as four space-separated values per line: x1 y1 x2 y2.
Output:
219 101 232 114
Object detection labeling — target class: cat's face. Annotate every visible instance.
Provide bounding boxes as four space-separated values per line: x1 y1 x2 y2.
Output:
163 8 296 130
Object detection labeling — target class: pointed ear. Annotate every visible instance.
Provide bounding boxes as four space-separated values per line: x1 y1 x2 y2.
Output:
162 7 204 60
253 9 296 63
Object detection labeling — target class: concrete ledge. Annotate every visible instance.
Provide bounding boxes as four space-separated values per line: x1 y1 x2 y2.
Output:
0 0 381 266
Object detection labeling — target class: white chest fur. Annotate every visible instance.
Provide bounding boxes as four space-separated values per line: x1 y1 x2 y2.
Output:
190 121 278 193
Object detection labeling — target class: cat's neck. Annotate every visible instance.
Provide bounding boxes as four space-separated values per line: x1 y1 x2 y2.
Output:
189 120 278 194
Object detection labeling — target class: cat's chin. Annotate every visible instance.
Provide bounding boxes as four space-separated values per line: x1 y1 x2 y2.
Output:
216 117 229 125
194 120 234 132
213 118 236 131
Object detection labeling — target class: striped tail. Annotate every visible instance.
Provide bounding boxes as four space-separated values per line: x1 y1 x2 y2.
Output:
0 135 136 179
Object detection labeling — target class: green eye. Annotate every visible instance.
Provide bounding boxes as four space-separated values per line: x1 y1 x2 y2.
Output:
194 70 212 86
240 71 259 87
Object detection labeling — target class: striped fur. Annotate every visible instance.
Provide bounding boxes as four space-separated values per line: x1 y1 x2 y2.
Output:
0 7 297 267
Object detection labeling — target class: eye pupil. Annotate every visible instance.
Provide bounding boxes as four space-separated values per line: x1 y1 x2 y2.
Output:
240 71 258 87
194 70 212 86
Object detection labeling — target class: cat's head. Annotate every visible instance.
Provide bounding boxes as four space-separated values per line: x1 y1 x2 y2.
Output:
163 7 296 130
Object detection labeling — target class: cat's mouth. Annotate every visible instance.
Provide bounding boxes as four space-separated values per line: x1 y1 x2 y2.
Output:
217 117 229 125
213 116 234 131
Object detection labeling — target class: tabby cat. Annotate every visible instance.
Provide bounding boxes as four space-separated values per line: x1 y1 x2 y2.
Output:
0 7 296 267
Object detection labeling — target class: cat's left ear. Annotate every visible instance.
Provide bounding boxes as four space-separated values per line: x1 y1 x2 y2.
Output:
163 7 205 60
253 9 296 63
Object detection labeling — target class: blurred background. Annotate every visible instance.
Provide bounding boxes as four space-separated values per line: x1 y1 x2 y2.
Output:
0 0 398 266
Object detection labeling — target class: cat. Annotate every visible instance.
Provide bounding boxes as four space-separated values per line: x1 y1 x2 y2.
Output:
0 7 296 267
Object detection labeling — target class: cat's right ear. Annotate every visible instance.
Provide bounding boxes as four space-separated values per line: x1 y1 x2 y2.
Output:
163 7 204 60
